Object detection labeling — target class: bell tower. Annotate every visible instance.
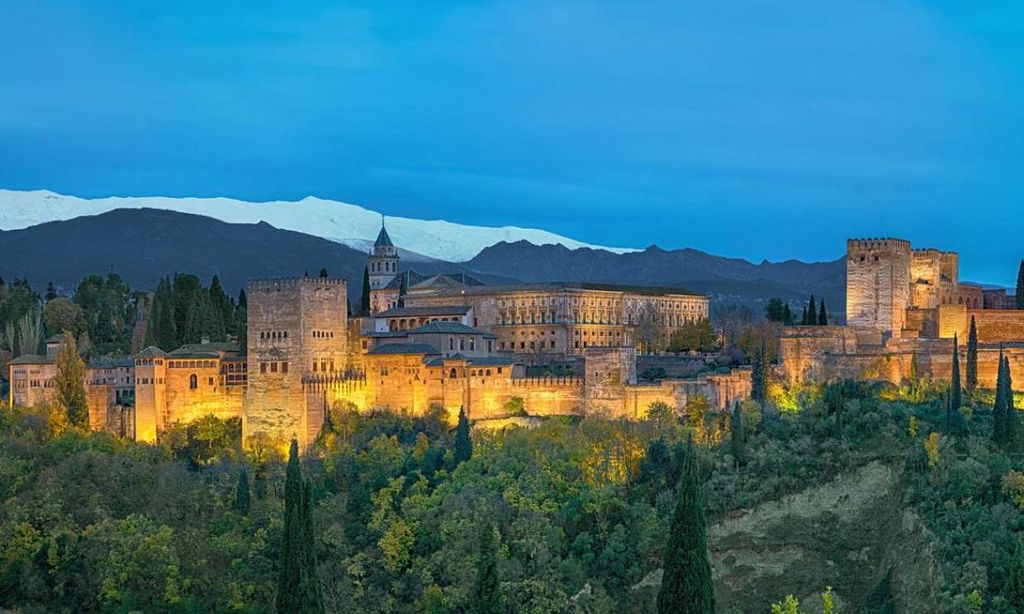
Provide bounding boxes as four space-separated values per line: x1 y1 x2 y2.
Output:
368 216 399 290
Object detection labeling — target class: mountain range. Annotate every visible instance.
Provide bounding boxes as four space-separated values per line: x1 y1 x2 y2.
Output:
0 206 844 313
0 189 633 262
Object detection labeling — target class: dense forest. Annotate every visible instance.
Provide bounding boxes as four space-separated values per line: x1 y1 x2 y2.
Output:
0 273 246 367
3 373 1024 612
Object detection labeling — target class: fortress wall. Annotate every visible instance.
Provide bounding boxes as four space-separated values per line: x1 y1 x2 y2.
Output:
968 310 1024 344
778 326 859 384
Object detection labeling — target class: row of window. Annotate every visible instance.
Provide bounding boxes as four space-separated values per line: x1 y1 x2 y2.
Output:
312 330 335 338
169 360 217 369
259 331 289 340
312 359 336 373
259 361 289 374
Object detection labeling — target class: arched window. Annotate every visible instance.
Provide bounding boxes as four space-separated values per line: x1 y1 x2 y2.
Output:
189 374 197 389
449 368 458 379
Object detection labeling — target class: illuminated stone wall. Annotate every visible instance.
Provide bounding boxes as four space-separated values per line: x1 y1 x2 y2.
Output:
846 238 911 338
245 277 348 448
778 326 859 384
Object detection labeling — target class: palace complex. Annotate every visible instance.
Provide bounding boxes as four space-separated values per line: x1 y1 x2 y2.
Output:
781 238 1024 387
7 224 747 448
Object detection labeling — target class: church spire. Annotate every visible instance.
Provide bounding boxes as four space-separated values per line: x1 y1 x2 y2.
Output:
374 214 394 248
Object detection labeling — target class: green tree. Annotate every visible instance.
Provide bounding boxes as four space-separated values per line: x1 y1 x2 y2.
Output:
668 318 716 353
730 401 745 468
1005 355 1017 447
657 438 714 613
235 289 248 354
276 440 323 613
765 298 787 323
319 268 328 278
1017 259 1024 309
472 524 503 614
966 316 979 391
453 408 473 467
42 297 86 339
951 334 961 413
817 299 828 325
750 344 767 403
234 466 251 515
54 332 88 429
995 348 1008 445
208 275 233 333
361 267 371 315
1008 538 1024 609
804 295 817 325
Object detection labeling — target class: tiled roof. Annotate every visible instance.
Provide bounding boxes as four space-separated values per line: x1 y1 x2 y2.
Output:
408 321 495 337
8 354 52 365
366 343 441 356
169 341 238 355
376 305 472 318
136 346 169 358
87 357 134 369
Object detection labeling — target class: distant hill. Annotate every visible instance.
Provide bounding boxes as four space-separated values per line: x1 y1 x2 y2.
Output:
0 208 501 297
463 241 846 317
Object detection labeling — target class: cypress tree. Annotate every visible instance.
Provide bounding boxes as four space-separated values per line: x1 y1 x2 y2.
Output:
235 466 251 515
276 439 323 613
750 344 766 403
1008 538 1024 609
800 306 808 326
657 438 714 613
944 386 952 434
1017 260 1024 310
966 316 979 392
45 282 57 302
818 300 828 325
453 408 473 466
806 295 817 325
730 402 745 468
361 267 371 315
472 524 503 614
951 334 961 412
994 348 1007 445
782 303 793 325
1005 356 1017 448
301 480 323 611
319 268 328 278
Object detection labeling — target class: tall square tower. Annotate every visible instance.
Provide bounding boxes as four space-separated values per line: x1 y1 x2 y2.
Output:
244 277 348 448
846 238 912 339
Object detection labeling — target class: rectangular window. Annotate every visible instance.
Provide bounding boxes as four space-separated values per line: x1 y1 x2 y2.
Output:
270 362 278 373
282 362 288 373
260 363 267 374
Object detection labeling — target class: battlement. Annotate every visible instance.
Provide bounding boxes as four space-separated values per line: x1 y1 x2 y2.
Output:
248 277 347 291
510 375 582 387
847 238 912 252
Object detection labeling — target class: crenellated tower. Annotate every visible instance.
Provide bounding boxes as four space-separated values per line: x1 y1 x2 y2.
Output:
846 238 912 339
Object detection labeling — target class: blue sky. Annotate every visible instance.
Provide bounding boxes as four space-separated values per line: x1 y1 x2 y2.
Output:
1 1 1023 283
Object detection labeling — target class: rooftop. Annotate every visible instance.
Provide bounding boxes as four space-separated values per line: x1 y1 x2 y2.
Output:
366 343 441 356
8 354 52 365
375 305 472 318
407 321 496 337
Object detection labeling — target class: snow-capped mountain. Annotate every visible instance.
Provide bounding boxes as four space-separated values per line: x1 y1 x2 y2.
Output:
0 189 633 262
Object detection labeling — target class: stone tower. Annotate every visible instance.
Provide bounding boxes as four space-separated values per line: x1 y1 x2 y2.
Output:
368 217 399 291
244 277 348 449
846 238 912 339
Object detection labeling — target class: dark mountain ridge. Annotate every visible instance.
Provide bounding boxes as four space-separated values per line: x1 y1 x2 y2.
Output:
0 210 845 313
463 241 846 314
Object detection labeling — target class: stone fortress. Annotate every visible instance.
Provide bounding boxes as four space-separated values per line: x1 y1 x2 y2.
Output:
8 223 750 448
781 237 1024 387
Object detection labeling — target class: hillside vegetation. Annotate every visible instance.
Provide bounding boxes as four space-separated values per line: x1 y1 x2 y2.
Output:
1 381 1023 612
